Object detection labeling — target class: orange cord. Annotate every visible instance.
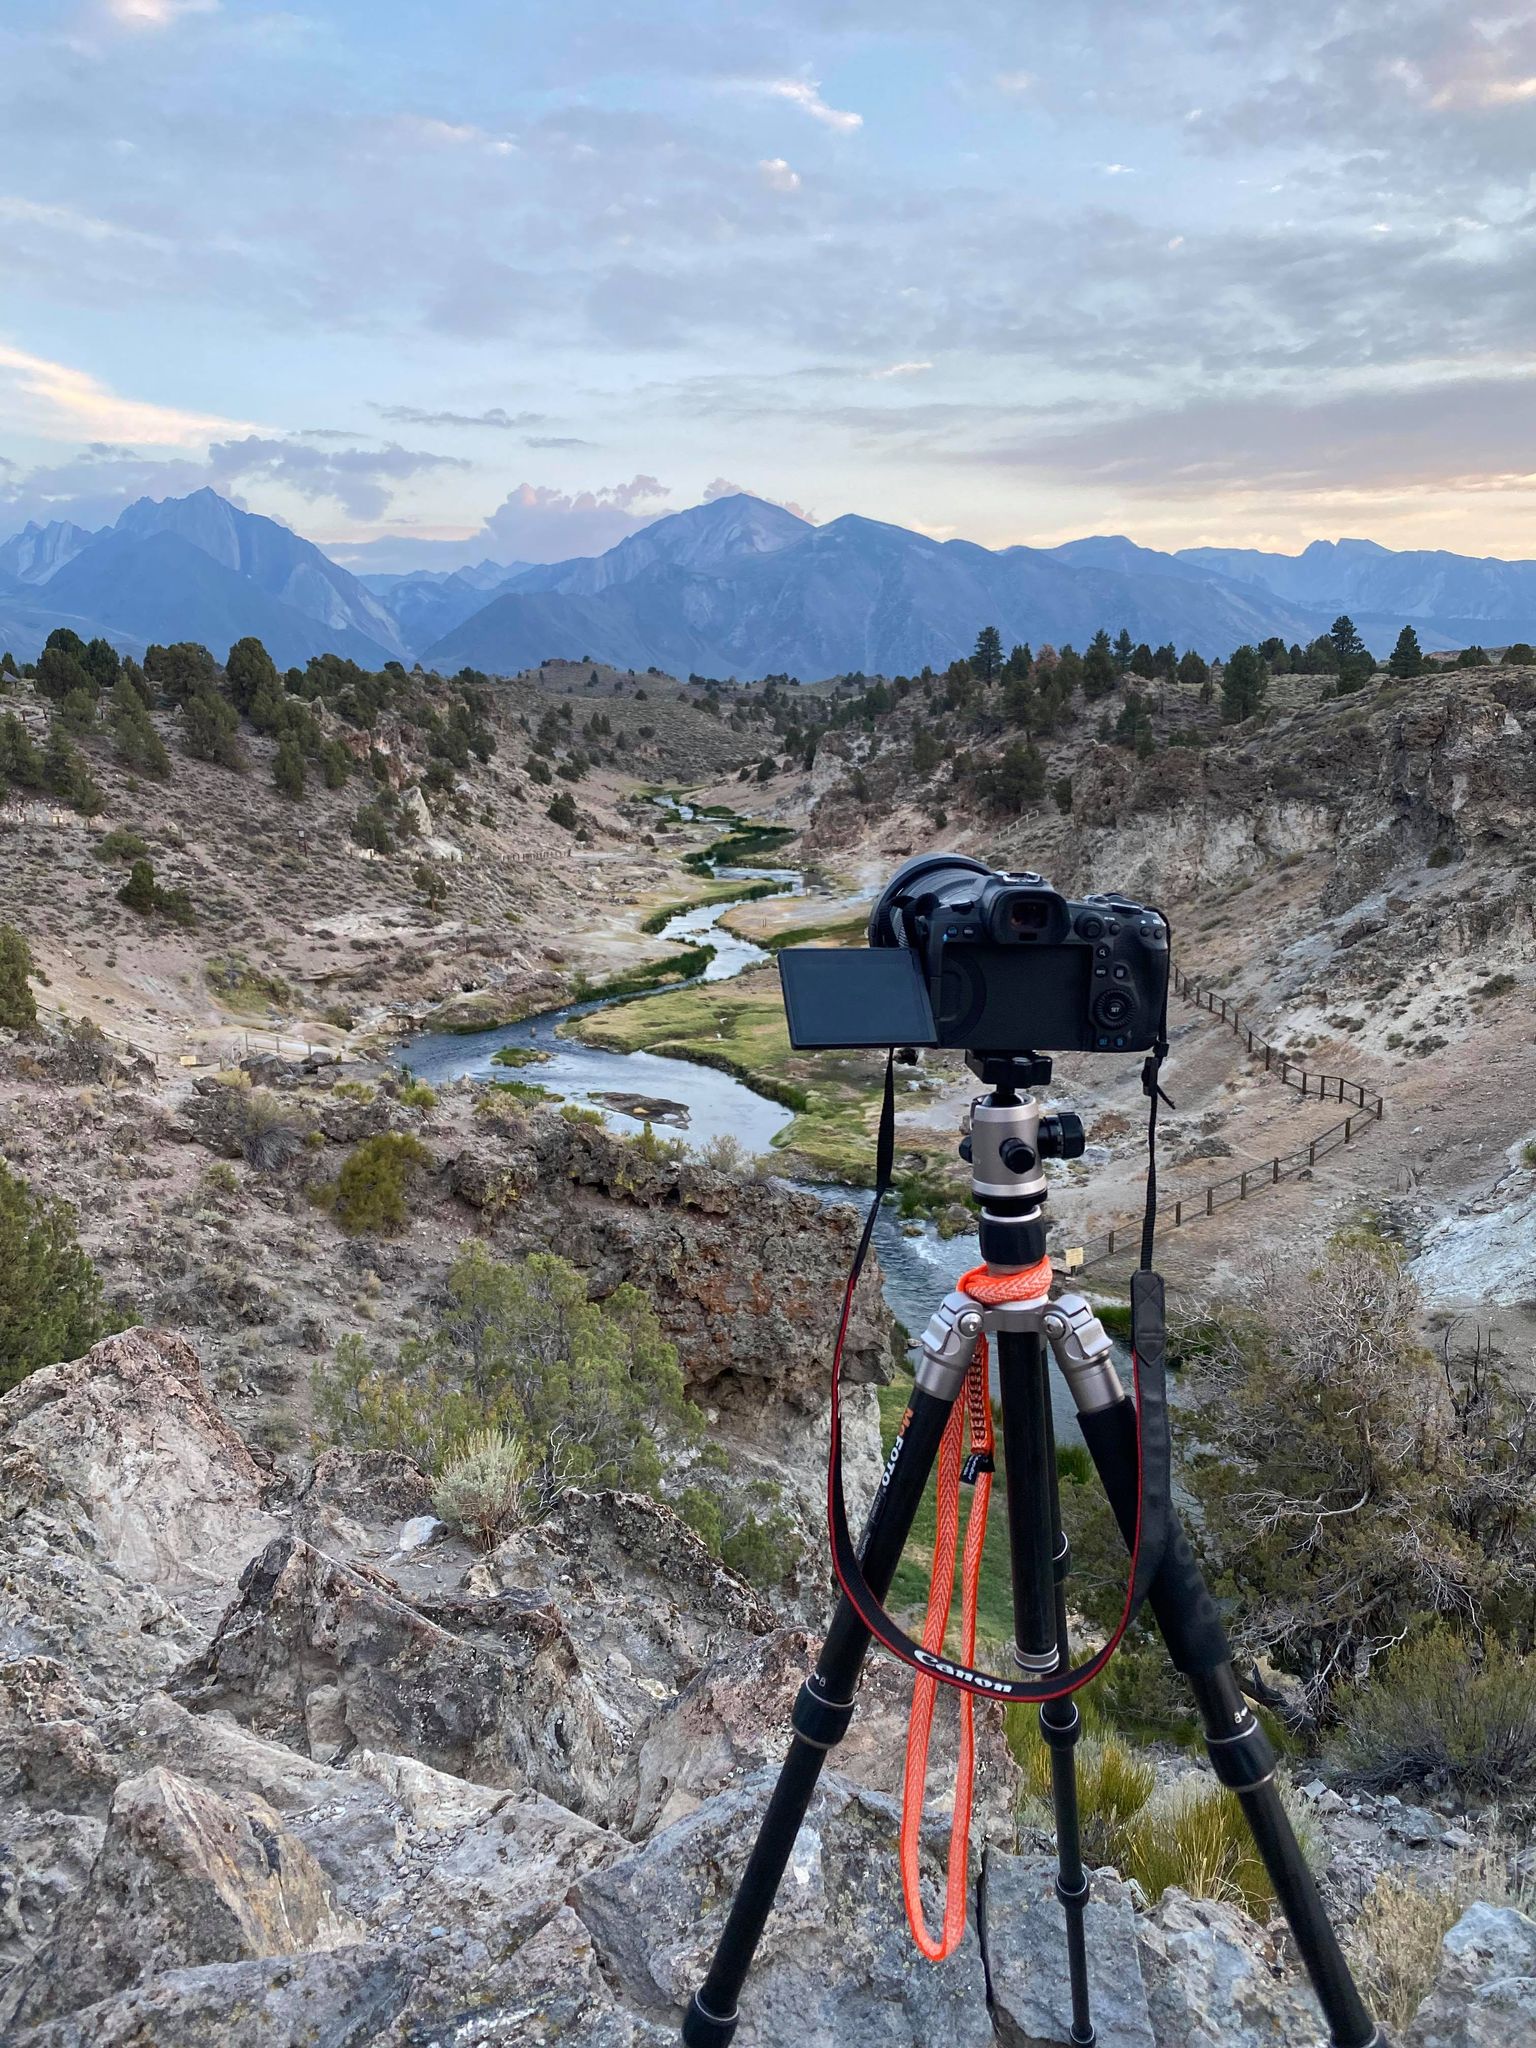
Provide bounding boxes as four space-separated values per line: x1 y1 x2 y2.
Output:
898 1255 1052 1959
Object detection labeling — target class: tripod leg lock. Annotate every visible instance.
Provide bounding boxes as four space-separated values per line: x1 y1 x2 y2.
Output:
1202 1707 1277 1792
682 1990 739 2048
792 1677 857 1750
1038 1698 1082 1751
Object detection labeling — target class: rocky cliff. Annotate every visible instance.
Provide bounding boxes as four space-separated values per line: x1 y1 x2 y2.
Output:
2 1328 1531 2045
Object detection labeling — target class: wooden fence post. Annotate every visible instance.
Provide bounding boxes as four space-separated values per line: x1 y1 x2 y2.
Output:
1206 1187 1214 1217
1239 1170 1248 1200
1272 1157 1280 1183
1308 1138 1317 1165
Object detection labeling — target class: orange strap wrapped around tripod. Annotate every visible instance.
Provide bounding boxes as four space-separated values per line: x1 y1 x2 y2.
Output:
898 1257 1051 1960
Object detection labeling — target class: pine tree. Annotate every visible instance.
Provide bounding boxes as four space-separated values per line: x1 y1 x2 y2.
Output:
109 677 171 778
1329 614 1374 693
226 637 279 716
0 924 37 1034
0 1159 108 1392
1222 645 1268 723
1083 629 1118 699
1113 628 1133 672
972 625 1004 681
1388 625 1424 679
273 733 307 800
182 684 248 771
0 712 45 790
1176 649 1210 692
118 859 159 913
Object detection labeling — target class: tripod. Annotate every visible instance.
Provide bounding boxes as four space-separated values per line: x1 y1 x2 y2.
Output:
684 1052 1378 2048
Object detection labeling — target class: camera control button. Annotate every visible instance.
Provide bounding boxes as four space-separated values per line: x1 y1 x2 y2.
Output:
1075 914 1105 939
1113 965 1129 980
1094 966 1108 977
1095 944 1110 958
1106 919 1120 935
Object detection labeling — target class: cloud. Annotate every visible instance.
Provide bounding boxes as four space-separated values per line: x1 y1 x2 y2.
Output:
478 475 672 560
870 361 933 379
759 157 802 192
373 404 547 431
0 196 166 247
202 436 470 519
759 79 863 131
994 70 1033 93
525 434 593 448
0 435 469 530
702 476 813 520
104 0 218 27
972 373 1536 498
0 344 259 448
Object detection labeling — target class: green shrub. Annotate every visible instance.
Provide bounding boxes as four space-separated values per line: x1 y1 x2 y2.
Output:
117 859 196 926
721 1507 799 1587
313 1132 431 1235
0 924 38 1034
1426 843 1453 868
0 1160 109 1392
182 682 248 770
1331 1628 1536 1801
432 1427 531 1549
314 1241 693 1499
95 828 150 864
397 1080 437 1109
547 790 579 830
677 1484 725 1556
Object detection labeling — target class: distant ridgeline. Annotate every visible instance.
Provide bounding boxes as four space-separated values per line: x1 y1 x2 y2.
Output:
7 487 1536 678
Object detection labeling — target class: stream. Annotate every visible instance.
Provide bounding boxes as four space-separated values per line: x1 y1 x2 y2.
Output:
397 804 1087 1432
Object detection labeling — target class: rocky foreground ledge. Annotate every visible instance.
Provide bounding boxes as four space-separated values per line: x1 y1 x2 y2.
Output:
2 1331 1531 2046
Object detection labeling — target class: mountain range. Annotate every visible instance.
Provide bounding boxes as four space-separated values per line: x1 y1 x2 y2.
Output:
5 487 1536 680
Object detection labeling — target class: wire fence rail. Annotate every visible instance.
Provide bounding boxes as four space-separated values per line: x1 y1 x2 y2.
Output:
1070 965 1385 1272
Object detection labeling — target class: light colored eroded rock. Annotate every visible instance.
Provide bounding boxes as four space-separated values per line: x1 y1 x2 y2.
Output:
172 1534 620 1818
0 1329 280 1630
1406 1902 1536 2048
0 1765 355 2030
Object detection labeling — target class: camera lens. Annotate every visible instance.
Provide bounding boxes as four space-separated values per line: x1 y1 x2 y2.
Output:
1092 989 1133 1028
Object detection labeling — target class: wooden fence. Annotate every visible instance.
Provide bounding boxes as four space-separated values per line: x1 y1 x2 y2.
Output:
1070 965 1384 1271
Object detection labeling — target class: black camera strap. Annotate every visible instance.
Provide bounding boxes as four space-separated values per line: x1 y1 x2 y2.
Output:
823 1005 1174 1703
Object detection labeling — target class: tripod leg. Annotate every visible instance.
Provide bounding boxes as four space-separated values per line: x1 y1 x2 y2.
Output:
683 1382 961 2048
1077 1395 1380 2048
997 1330 1095 2048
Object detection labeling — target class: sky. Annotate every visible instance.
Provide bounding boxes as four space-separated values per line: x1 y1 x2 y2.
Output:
2 0 1535 569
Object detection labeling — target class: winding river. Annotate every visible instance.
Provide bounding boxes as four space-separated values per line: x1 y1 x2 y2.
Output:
398 809 1089 1428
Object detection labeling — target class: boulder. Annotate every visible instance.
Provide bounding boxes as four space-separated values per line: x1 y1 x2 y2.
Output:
5 1947 410 2048
0 1765 356 2030
173 1535 619 1818
0 1328 280 1631
375 1793 626 2038
1406 1902 1536 2048
0 1446 205 1712
381 1904 675 2048
983 1851 1155 2048
470 1489 775 1792
1135 1887 1324 2048
572 1767 994 2045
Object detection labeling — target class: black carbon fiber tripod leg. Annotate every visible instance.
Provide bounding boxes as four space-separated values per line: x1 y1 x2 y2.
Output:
682 1382 960 2048
1078 1395 1380 2048
996 1327 1095 2046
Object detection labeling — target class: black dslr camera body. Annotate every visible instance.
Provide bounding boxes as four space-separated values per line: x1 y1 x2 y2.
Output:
778 853 1168 1054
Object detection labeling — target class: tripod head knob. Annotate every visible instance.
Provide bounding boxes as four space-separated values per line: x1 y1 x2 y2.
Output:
1039 1113 1085 1161
999 1138 1037 1174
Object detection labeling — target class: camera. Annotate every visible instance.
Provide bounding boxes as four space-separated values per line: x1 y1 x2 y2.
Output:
777 853 1168 1054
